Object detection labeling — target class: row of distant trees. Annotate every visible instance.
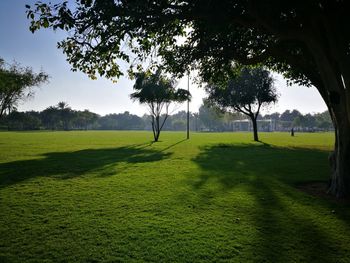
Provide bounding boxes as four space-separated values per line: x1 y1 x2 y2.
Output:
0 101 333 132
263 109 334 131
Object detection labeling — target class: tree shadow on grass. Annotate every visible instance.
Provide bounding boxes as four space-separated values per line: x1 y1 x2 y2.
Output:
192 143 333 188
160 138 187 152
191 143 350 262
0 144 172 188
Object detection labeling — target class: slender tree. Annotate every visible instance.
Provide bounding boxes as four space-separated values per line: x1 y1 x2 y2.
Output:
130 70 190 141
0 58 48 118
206 67 277 141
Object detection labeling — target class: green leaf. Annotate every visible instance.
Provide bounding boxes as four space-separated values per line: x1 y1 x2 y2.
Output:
43 19 49 28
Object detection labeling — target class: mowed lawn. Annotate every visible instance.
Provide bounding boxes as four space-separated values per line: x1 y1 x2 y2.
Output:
0 131 349 262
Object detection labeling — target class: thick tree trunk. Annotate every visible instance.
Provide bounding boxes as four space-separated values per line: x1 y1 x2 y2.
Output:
302 34 350 197
251 117 259 142
248 5 350 197
318 71 350 198
327 108 350 197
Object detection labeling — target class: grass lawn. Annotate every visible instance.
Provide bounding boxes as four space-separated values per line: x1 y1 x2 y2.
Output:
0 131 349 262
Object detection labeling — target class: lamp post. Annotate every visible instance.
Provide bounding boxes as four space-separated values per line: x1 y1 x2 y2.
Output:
187 72 190 139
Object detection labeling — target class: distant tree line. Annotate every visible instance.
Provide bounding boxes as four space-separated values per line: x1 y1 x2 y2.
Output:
262 109 333 131
0 101 332 132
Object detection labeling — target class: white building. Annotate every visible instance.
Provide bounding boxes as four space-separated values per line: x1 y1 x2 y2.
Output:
232 119 277 132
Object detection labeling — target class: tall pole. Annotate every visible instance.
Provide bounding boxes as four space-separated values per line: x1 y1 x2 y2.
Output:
187 72 190 139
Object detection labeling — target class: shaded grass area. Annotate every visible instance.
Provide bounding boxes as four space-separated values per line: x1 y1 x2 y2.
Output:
0 143 171 187
0 131 349 262
191 143 350 262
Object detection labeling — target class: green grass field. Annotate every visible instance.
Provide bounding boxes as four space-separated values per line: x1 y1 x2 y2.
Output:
0 131 349 262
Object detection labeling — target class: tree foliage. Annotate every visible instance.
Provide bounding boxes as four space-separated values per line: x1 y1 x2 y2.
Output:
0 58 48 118
130 70 190 141
25 1 347 85
206 67 277 141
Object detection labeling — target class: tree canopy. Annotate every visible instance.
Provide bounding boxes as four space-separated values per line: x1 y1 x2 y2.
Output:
26 1 349 87
0 58 48 118
130 70 190 141
206 67 277 141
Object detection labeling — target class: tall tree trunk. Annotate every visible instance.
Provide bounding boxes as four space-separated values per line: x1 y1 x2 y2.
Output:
251 116 259 142
151 116 157 141
0 107 4 118
304 34 350 197
319 70 350 198
327 104 350 197
154 128 160 142
154 115 160 142
248 7 350 197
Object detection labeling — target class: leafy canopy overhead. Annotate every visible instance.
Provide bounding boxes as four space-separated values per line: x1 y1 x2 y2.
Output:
27 0 349 88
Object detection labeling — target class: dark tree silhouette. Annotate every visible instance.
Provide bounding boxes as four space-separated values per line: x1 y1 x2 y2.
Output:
0 58 48 118
27 1 350 197
206 67 277 141
41 106 61 130
73 110 99 130
57 102 73 130
130 71 190 141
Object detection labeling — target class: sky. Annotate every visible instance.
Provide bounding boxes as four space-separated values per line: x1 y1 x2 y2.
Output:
0 0 328 116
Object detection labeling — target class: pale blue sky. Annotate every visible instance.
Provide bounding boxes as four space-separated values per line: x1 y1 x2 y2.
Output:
0 0 327 116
